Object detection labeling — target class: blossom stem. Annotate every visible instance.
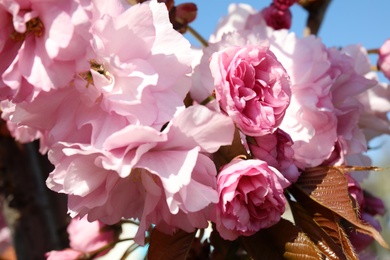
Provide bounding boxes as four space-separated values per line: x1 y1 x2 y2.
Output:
367 48 379 54
120 243 140 260
187 25 209 47
200 95 215 105
371 65 379 71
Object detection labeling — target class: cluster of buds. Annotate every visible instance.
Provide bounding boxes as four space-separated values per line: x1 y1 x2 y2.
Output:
261 0 297 30
130 0 197 33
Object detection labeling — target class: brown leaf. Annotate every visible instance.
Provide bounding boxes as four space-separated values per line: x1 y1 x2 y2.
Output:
292 167 389 250
289 201 347 259
289 200 357 260
242 218 324 260
147 228 196 260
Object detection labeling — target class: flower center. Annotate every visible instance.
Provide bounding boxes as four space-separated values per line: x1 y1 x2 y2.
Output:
130 168 159 184
79 60 111 88
10 17 44 41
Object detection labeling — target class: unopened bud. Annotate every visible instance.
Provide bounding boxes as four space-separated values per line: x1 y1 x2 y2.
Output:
273 0 297 10
261 4 292 30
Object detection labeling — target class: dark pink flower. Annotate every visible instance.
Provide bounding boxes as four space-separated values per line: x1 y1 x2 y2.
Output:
347 213 382 253
261 4 292 30
214 158 287 240
248 128 299 184
273 0 297 10
210 45 291 136
363 191 386 216
378 38 390 80
346 174 385 252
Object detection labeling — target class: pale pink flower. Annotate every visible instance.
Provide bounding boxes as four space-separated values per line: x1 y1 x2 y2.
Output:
47 105 235 245
46 249 82 260
210 45 291 136
8 0 193 150
215 158 287 240
327 48 376 164
357 78 390 140
0 0 93 102
378 38 390 80
46 217 116 259
88 0 192 129
342 45 390 140
1 100 43 144
262 32 337 168
68 217 116 253
9 86 128 149
208 3 257 44
248 128 299 184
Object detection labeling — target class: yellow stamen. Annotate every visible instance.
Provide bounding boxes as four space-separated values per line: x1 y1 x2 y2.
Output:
10 17 44 41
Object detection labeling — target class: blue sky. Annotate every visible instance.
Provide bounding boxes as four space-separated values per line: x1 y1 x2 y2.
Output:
177 0 390 51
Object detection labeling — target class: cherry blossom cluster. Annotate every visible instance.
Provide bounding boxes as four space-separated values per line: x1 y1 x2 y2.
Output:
0 0 389 257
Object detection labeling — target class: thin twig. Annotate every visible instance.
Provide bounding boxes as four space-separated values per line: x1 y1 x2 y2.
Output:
300 0 332 36
187 25 209 47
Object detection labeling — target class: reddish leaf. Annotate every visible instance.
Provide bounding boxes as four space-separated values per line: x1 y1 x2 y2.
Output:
289 200 357 260
242 218 324 260
147 228 196 260
292 167 389 250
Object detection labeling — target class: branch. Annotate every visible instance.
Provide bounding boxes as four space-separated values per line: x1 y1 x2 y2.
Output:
299 0 332 36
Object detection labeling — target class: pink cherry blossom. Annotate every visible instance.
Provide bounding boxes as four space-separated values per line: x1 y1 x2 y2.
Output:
46 105 235 245
208 3 257 44
378 38 390 80
46 249 82 260
0 0 93 102
248 128 299 184
196 10 339 168
327 47 376 164
215 158 287 240
89 0 192 129
45 217 117 259
210 45 291 136
68 217 116 253
342 45 390 140
7 0 193 151
1 100 43 144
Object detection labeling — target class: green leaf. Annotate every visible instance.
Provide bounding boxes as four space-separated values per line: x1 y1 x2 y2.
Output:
147 228 196 260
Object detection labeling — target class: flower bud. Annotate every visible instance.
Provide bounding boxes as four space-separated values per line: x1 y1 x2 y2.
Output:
171 3 197 33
